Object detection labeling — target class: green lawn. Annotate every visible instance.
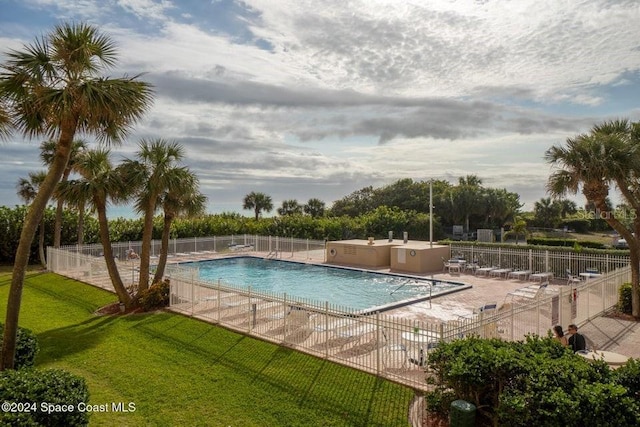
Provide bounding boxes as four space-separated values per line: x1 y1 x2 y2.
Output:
0 272 413 426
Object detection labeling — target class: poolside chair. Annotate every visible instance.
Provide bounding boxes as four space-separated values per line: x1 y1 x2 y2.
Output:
506 282 549 300
381 329 409 370
566 269 581 285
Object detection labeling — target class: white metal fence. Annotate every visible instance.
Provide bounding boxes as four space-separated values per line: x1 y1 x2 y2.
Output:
47 237 631 390
450 243 630 280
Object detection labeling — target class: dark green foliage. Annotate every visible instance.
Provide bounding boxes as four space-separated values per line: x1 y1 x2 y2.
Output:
0 323 39 369
426 335 640 426
521 237 605 249
138 279 170 311
612 357 640 400
619 282 633 314
561 218 591 233
0 368 89 426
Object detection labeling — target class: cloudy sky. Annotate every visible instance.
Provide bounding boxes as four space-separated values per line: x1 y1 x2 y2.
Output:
1 0 639 218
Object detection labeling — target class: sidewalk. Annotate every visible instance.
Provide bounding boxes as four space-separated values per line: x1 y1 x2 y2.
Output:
578 315 640 358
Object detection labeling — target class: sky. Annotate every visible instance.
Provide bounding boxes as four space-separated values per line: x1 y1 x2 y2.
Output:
1 0 639 219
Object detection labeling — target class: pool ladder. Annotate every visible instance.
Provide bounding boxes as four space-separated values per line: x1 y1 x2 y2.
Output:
266 250 279 259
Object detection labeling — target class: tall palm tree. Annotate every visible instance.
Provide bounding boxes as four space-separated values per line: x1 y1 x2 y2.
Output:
40 139 87 248
120 139 187 293
533 197 561 229
546 119 640 317
243 191 273 220
70 149 132 305
277 199 303 216
55 177 92 246
504 216 529 245
152 171 207 284
0 22 153 370
304 198 326 218
16 171 47 268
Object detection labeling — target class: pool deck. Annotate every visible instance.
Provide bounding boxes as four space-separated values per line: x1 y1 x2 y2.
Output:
165 250 640 360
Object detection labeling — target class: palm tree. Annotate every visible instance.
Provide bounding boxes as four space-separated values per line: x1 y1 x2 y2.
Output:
55 177 92 246
71 149 132 305
121 139 188 293
152 171 206 284
0 106 10 139
304 198 326 218
277 199 303 216
243 192 273 220
40 139 87 248
533 198 561 229
1 22 153 370
16 171 47 268
546 119 640 317
504 216 529 245
450 175 483 233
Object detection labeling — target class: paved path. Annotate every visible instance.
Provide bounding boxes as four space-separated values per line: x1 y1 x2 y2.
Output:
578 316 640 358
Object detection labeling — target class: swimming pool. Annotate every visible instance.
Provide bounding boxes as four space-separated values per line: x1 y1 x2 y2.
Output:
179 256 470 313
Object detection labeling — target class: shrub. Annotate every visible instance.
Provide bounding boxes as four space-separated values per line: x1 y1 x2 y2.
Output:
618 283 633 314
0 323 39 369
0 368 89 426
137 279 170 311
426 335 640 426
613 358 640 400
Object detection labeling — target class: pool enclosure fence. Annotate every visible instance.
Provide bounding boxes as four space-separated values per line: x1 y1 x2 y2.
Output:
48 236 631 390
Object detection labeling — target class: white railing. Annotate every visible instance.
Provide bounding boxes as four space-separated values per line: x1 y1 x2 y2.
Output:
450 244 630 280
55 235 327 261
47 239 631 390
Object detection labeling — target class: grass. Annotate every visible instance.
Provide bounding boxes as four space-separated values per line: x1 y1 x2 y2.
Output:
0 272 414 426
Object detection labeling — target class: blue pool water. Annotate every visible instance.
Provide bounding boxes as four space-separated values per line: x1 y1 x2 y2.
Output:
180 256 469 312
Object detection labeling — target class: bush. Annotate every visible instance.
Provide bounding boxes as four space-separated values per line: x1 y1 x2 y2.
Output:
0 368 89 426
426 335 640 426
618 283 633 314
0 323 39 369
138 279 170 311
613 358 640 400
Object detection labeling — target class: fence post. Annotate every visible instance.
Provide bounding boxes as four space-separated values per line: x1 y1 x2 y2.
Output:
216 279 221 324
248 286 252 333
283 293 288 344
375 311 381 375
324 301 329 358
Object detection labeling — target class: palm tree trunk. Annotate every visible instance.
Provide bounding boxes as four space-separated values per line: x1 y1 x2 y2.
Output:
152 214 173 284
137 199 156 293
38 220 46 269
629 249 640 318
53 170 71 248
53 199 64 248
1 135 73 370
77 201 85 247
96 203 131 306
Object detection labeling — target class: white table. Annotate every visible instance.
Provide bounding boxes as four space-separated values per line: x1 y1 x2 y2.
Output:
576 350 630 366
401 330 440 366
402 330 440 344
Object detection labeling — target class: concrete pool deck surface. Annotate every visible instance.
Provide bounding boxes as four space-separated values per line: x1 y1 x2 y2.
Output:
164 251 640 361
383 269 640 360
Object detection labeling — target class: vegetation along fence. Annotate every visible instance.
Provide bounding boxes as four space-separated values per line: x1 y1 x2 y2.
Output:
47 237 631 390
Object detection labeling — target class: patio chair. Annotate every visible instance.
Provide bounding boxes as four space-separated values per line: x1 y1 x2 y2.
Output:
566 269 581 285
381 329 409 369
506 282 549 300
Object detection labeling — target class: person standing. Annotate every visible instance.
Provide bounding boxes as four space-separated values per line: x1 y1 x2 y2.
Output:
553 325 568 346
567 324 586 352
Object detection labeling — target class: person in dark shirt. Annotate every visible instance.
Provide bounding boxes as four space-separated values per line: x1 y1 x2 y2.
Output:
567 324 586 352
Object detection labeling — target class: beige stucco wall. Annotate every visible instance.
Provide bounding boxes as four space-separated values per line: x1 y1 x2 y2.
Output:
326 239 397 268
390 244 450 274
326 239 450 273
